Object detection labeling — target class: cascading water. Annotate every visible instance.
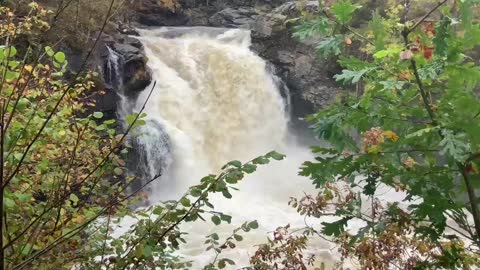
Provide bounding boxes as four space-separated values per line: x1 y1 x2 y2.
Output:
118 27 339 268
105 46 123 90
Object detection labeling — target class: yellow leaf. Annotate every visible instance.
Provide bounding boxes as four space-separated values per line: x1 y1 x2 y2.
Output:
24 65 33 73
367 145 381 154
383 130 399 142
72 215 85 224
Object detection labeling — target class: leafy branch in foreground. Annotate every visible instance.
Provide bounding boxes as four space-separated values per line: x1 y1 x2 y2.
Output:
263 0 480 269
0 2 161 269
86 151 285 270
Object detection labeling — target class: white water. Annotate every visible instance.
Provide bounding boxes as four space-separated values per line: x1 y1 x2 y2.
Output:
106 46 123 90
121 27 340 269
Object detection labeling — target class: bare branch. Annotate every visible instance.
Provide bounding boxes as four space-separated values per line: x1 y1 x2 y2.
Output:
407 0 448 34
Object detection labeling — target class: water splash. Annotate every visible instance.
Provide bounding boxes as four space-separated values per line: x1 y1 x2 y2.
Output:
105 46 123 90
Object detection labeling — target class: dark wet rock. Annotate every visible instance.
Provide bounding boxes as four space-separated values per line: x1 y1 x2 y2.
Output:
109 42 151 96
117 22 140 36
127 0 189 27
209 7 259 28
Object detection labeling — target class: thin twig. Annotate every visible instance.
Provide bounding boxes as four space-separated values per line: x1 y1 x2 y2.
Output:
2 0 117 189
12 172 162 270
406 0 448 34
2 81 156 251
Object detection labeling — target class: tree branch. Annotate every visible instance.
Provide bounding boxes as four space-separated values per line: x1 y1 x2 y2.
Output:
1 0 116 190
401 12 480 243
11 172 162 270
406 0 449 34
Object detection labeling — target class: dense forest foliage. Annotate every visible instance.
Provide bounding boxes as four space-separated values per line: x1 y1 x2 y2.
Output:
0 0 479 269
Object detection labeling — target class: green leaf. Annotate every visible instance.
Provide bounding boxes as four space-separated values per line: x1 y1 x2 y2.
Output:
44 46 54 57
54 52 66 63
338 56 372 70
5 70 20 81
125 113 139 125
334 68 375 85
4 198 15 209
321 217 351 237
406 126 440 139
93 112 104 119
13 153 23 161
21 244 32 256
15 193 32 203
364 175 377 196
225 170 243 184
222 190 232 199
69 193 79 203
211 215 221 225
316 35 344 58
252 156 269 165
373 48 402 59
180 197 191 207
211 233 219 240
369 11 387 50
113 167 123 176
143 245 153 258
4 46 17 57
219 258 235 268
266 151 285 161
227 160 242 168
152 206 164 215
135 244 144 258
439 130 470 162
191 188 202 197
8 61 20 68
233 234 243 241
331 0 362 24
220 214 232 224
248 220 259 229
104 119 116 125
292 17 330 40
433 18 450 58
309 111 359 152
218 259 226 269
242 163 257 174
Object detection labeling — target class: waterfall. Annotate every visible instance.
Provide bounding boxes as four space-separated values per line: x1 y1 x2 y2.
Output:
105 46 123 90
121 27 338 268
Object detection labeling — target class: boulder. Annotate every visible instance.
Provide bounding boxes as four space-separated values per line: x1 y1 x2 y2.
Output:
209 7 259 28
97 34 151 98
110 42 152 96
128 0 189 26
